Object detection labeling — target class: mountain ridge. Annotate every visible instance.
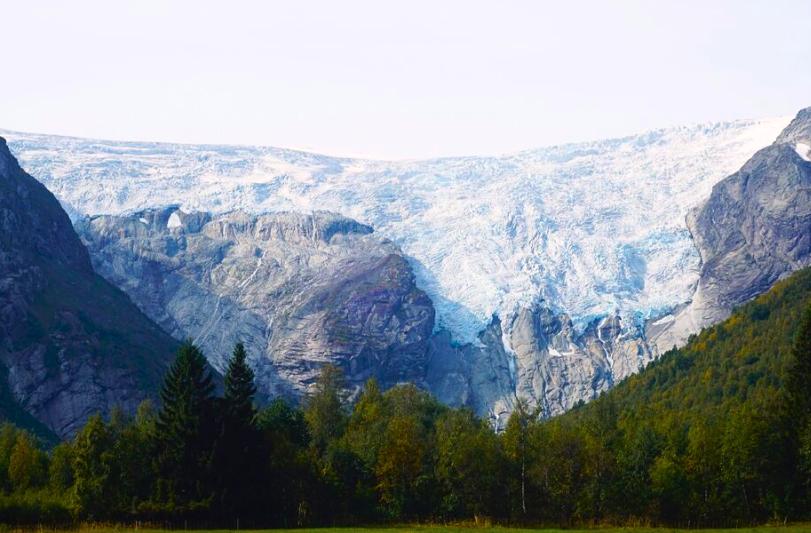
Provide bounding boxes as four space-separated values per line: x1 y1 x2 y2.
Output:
77 207 436 402
1 115 788 346
648 106 811 352
4 109 809 424
0 115 788 163
0 137 179 438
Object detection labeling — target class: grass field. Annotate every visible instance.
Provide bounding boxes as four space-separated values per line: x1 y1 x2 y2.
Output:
22 526 811 533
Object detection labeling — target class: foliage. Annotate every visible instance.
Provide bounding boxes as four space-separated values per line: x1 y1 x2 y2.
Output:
218 342 261 519
1 267 811 526
154 341 217 511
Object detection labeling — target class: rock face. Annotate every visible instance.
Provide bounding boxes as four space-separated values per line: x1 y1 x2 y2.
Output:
71 109 811 423
79 208 653 424
650 107 811 352
6 108 810 425
426 306 653 426
78 209 435 400
0 138 177 438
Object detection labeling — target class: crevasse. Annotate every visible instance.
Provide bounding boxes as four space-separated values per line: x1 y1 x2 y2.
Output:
2 117 789 345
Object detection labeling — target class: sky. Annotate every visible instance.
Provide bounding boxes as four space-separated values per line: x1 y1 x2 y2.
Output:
2 0 811 160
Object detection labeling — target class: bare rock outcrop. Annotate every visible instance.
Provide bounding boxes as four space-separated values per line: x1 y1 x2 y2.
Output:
0 138 176 438
650 107 811 352
78 209 435 401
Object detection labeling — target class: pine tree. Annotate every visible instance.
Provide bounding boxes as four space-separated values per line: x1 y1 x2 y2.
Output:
219 342 261 520
155 341 216 511
224 342 257 429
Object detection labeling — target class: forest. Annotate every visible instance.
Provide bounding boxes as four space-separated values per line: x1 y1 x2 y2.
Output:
1 267 810 528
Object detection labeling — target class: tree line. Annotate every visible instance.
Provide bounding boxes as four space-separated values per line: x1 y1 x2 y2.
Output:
1 273 810 527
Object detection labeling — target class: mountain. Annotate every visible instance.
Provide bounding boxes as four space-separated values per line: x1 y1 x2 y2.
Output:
0 137 177 438
77 208 434 401
511 266 811 525
649 108 811 351
4 111 807 422
1 117 786 344
570 264 811 446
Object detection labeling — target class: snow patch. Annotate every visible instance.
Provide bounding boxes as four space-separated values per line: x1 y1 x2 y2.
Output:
548 347 564 358
796 142 811 162
167 212 182 229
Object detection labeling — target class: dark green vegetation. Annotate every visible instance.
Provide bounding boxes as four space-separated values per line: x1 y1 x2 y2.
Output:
24 527 811 533
1 267 811 527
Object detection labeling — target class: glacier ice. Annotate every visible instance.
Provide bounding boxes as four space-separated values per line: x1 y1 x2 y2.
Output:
167 211 182 229
1 117 789 347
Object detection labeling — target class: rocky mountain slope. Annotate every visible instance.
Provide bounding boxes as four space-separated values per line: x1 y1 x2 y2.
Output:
425 304 654 424
649 107 811 352
0 137 177 438
78 209 434 401
4 110 809 423
77 206 652 423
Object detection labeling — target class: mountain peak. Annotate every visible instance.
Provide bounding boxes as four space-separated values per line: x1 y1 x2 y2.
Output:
0 136 17 175
0 135 15 160
776 107 811 145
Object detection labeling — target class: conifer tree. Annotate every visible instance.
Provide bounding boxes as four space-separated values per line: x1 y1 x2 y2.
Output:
224 342 257 429
155 341 216 510
219 342 261 519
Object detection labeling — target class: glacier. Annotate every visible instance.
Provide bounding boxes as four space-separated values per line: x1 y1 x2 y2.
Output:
1 117 789 350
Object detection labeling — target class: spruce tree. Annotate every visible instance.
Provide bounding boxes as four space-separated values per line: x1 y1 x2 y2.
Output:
155 341 216 511
224 342 257 428
219 342 260 519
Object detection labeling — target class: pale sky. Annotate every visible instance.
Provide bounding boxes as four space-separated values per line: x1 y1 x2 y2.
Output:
2 0 810 159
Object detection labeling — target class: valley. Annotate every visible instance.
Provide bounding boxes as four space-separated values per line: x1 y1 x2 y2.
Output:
3 109 809 423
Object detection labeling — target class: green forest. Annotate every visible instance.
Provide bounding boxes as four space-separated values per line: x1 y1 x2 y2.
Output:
1 267 811 528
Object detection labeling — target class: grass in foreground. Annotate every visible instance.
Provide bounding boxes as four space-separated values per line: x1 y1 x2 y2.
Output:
16 525 811 533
